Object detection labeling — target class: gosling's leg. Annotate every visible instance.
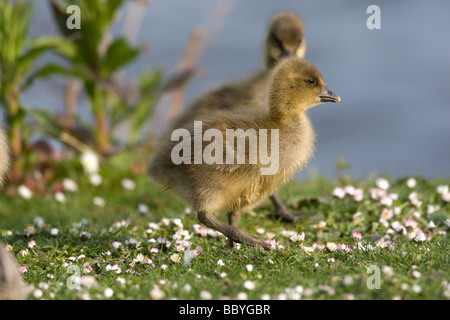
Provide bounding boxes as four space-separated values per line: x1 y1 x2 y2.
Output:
270 192 315 222
225 211 241 249
197 211 270 250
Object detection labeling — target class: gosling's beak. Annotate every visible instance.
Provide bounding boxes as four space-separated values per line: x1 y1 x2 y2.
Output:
320 86 341 103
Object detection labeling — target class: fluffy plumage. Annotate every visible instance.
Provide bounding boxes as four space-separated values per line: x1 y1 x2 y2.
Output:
149 57 340 249
0 128 9 185
167 12 309 222
169 12 307 130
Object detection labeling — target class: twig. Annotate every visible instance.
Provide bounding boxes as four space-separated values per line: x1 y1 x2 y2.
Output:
166 28 205 122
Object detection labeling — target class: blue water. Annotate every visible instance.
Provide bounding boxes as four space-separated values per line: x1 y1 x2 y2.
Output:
24 0 450 179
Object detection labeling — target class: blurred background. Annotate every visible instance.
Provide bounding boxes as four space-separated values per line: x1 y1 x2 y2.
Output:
17 0 450 180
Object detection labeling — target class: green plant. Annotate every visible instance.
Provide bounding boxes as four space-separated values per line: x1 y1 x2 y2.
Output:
46 0 161 155
0 0 70 182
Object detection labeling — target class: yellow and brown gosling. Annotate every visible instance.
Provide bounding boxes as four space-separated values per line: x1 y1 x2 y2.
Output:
0 242 24 300
168 12 308 221
0 129 24 299
263 11 306 68
0 128 8 185
170 11 306 128
149 57 340 249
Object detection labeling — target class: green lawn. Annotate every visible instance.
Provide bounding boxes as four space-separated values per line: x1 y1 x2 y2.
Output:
0 161 449 300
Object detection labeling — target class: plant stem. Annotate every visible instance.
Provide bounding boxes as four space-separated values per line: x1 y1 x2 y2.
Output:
7 86 23 183
92 84 110 155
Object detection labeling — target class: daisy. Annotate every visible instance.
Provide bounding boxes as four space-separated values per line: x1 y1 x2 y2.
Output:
89 173 102 186
92 196 105 207
125 238 142 250
436 185 449 195
150 247 159 254
62 178 78 192
54 192 66 203
264 232 276 240
243 280 256 290
264 239 280 250
375 177 390 190
312 243 325 250
414 232 427 242
172 218 183 229
150 285 165 299
192 224 208 236
81 275 96 288
255 227 265 234
391 221 406 235
353 211 362 220
133 253 145 263
332 187 345 199
138 203 149 214
19 266 28 273
382 265 394 277
236 292 248 300
369 188 386 200
111 241 122 250
121 178 135 190
380 208 393 221
344 185 356 196
406 178 417 188
289 232 305 243
326 242 337 252
27 240 36 249
408 192 422 208
404 218 418 229
199 290 212 300
170 253 181 263
80 150 99 174
148 222 160 230
315 221 326 230
442 192 450 203
353 188 364 202
352 232 362 241
19 249 29 257
380 196 393 207
18 185 32 199
301 244 314 254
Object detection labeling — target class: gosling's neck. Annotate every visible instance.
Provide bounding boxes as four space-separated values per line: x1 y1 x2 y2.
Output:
268 99 310 125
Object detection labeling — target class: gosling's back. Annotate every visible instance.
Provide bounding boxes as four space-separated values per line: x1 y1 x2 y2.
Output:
0 129 9 184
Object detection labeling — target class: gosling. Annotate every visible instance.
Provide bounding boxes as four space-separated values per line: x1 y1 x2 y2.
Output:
169 12 308 221
0 129 23 300
171 11 306 127
149 57 340 249
0 128 8 184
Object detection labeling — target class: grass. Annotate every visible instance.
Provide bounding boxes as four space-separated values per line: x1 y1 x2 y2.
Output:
0 157 449 300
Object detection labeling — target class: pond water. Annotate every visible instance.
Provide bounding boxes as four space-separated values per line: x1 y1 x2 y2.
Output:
25 0 450 180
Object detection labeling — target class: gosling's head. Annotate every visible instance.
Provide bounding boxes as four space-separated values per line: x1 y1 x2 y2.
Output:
263 12 306 68
269 57 340 117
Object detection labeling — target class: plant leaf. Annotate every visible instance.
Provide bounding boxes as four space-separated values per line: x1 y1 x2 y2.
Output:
101 38 140 76
21 63 69 91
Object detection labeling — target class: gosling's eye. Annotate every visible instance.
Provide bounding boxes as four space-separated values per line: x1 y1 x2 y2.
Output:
271 34 283 48
297 38 302 46
306 78 316 85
